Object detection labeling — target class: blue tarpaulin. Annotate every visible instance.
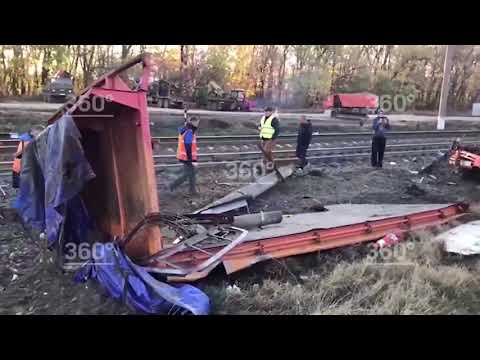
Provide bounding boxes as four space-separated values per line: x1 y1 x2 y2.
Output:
15 115 95 246
75 243 210 315
14 114 210 315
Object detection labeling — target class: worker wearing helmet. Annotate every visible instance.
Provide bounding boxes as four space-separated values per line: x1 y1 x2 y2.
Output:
371 110 390 168
12 125 45 188
259 107 280 171
169 117 200 195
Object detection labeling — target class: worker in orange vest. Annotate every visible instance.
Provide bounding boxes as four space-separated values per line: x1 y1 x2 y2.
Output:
168 117 200 195
12 125 45 188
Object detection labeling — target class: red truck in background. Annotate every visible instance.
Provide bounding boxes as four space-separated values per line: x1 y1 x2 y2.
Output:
323 92 379 118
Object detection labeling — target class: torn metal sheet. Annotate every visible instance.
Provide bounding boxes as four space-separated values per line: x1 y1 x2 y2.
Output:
239 204 455 242
160 203 468 282
437 220 480 255
195 165 295 214
200 199 248 215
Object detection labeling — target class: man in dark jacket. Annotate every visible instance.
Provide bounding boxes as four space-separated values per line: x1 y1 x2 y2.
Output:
296 115 313 170
169 117 200 195
371 110 390 168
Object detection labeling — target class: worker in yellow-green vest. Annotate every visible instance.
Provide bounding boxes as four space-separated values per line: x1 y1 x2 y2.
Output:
258 106 280 171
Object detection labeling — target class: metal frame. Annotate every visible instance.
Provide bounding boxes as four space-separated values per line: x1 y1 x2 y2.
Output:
161 203 468 282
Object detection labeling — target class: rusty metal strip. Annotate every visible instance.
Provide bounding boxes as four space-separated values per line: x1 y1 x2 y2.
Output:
162 203 468 282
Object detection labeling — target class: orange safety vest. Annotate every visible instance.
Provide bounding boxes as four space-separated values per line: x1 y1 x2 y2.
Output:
12 140 30 174
176 130 197 161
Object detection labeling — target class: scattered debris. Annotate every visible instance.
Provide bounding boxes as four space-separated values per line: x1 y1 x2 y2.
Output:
419 177 425 184
196 165 294 214
405 184 426 197
447 182 457 186
389 162 397 166
409 170 419 175
428 174 437 180
11 274 18 282
309 204 328 212
232 211 283 229
226 284 242 295
308 168 325 177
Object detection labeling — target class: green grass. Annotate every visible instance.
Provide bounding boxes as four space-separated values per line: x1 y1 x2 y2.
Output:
203 230 480 315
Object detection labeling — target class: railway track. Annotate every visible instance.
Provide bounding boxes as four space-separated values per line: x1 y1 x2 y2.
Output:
0 140 471 175
0 130 477 175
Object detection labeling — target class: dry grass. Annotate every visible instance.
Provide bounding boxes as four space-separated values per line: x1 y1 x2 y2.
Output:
203 229 480 315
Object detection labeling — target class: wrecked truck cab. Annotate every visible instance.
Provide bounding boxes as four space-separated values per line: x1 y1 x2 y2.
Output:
46 54 162 260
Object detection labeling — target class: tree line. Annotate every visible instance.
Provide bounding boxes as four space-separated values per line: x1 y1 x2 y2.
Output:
1 45 479 111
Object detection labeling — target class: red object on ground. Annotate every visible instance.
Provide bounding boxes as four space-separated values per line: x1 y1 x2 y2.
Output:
449 149 480 170
374 232 406 249
323 93 379 109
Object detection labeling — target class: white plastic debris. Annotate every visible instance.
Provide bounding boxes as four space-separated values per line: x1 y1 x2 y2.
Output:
447 182 457 186
389 162 397 166
409 170 419 175
419 177 425 183
438 220 480 255
11 274 18 282
428 175 437 180
226 284 242 295
172 236 183 245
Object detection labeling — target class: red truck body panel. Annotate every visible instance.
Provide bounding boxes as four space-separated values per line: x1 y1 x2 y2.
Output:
324 93 379 109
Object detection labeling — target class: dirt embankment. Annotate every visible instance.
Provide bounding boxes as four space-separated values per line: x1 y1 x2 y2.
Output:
3 106 480 137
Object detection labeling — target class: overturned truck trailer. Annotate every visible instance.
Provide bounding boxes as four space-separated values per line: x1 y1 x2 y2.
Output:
17 54 470 288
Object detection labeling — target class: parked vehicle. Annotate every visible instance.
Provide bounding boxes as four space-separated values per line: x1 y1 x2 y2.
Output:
147 79 184 109
42 71 75 103
194 81 251 111
323 93 378 118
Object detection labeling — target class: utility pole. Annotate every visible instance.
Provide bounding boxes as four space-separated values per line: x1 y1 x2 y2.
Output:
437 45 456 130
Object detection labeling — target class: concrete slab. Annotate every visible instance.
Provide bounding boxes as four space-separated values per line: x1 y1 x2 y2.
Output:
437 220 480 255
243 203 452 242
195 165 295 214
